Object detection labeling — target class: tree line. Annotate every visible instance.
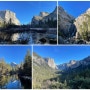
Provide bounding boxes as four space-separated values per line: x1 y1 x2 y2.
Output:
0 49 32 77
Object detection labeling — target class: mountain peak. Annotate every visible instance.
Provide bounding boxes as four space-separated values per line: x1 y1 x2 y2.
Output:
0 10 12 12
83 56 90 62
33 52 57 69
11 62 17 67
57 55 90 71
69 60 76 64
44 57 57 69
39 12 49 17
5 10 14 12
58 6 65 12
86 8 90 13
31 7 57 27
0 10 20 25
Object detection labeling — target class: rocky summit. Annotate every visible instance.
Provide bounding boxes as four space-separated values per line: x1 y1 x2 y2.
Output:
31 12 49 25
0 10 20 25
31 7 57 28
42 6 57 22
57 60 77 70
33 52 57 69
11 62 17 67
44 57 57 69
39 12 49 17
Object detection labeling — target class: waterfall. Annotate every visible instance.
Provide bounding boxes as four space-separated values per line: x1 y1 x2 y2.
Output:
28 33 33 44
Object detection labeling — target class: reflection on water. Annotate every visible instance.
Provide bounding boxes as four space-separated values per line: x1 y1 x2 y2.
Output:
19 76 32 89
0 75 23 89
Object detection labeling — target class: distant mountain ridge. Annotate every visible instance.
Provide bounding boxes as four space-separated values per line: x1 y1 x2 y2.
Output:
11 62 17 67
57 56 90 70
33 52 90 71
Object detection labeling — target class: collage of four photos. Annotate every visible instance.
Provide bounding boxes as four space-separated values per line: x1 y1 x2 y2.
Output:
0 1 90 89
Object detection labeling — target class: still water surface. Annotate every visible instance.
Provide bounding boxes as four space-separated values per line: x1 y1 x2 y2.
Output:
0 75 30 89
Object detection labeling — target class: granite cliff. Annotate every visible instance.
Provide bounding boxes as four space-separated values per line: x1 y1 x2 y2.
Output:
0 10 20 26
33 52 57 69
31 7 57 28
58 6 90 44
74 8 90 41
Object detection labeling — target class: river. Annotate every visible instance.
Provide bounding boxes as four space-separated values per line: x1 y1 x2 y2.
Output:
0 75 31 89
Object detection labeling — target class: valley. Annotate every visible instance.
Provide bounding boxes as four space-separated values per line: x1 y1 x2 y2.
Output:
33 46 90 89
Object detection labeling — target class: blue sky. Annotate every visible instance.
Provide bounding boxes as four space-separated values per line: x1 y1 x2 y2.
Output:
0 1 56 24
59 1 90 18
33 46 90 65
0 46 32 64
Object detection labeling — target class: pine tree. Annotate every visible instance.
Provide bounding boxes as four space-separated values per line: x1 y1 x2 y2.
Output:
23 50 32 76
9 18 12 24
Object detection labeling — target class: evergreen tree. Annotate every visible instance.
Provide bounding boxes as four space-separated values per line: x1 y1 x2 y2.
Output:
9 18 12 24
23 50 32 76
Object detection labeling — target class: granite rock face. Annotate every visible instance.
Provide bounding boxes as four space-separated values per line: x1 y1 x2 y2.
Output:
0 10 20 25
31 12 49 25
74 8 90 39
58 6 90 44
44 58 57 69
33 52 47 66
33 52 57 69
58 6 76 38
42 7 57 22
39 12 49 17
31 7 57 27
